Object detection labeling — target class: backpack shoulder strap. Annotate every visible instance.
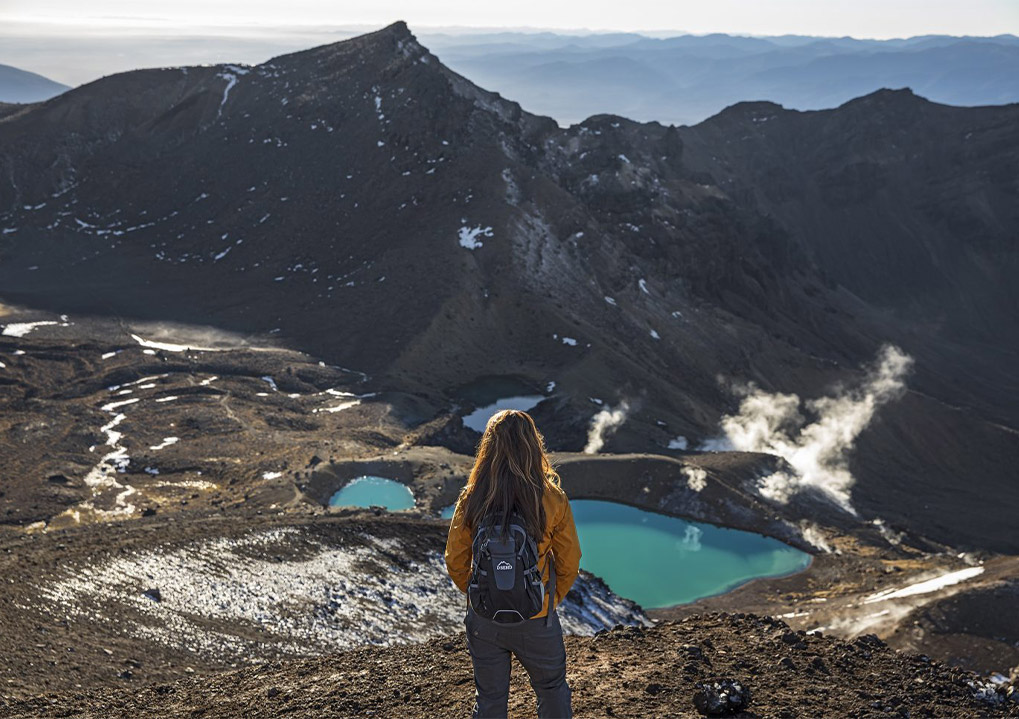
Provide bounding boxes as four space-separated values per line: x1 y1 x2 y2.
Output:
469 522 489 575
545 551 556 627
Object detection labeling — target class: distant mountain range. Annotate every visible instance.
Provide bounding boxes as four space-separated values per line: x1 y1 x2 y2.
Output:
0 63 68 104
0 22 1016 553
3 27 1017 123
420 31 1019 125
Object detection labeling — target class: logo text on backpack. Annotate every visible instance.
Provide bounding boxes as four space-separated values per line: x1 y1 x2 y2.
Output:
496 561 513 571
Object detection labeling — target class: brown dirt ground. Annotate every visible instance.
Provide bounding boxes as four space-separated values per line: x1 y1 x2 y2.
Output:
2 614 1016 719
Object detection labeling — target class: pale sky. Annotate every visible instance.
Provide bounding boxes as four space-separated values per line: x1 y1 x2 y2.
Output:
3 0 1018 38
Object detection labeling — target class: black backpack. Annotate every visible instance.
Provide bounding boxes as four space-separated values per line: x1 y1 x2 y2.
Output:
468 510 556 626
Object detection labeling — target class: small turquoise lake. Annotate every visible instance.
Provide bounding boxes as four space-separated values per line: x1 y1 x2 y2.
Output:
440 498 809 609
328 476 416 510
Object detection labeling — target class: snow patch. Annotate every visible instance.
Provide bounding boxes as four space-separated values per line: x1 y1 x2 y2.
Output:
35 529 646 659
130 334 230 353
216 65 249 118
314 389 376 414
2 320 61 337
863 566 985 604
458 225 493 250
149 437 179 451
101 398 140 412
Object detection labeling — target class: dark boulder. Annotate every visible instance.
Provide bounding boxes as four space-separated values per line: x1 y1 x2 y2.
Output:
692 678 751 716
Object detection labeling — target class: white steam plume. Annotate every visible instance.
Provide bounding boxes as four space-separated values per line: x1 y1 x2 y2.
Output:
682 466 708 492
698 436 734 452
798 521 836 554
583 400 631 454
717 345 913 514
871 518 905 547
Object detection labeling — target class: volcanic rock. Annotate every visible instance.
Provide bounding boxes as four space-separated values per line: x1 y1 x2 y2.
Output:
692 677 752 716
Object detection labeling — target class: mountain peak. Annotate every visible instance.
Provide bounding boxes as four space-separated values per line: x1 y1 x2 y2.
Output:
837 86 929 110
351 20 415 48
263 20 426 74
377 20 411 38
699 99 788 127
338 19 416 51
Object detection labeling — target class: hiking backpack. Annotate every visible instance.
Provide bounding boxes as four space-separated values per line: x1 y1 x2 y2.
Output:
468 510 556 625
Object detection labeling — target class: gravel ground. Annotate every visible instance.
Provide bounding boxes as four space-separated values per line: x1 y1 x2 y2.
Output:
3 613 1017 718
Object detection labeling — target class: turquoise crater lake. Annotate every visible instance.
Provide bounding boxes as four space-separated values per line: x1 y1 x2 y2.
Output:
441 498 809 609
570 499 809 608
328 476 416 511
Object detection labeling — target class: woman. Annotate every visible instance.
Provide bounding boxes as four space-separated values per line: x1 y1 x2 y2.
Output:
445 409 581 719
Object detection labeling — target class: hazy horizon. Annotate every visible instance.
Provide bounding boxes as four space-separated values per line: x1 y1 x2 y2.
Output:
3 18 1018 88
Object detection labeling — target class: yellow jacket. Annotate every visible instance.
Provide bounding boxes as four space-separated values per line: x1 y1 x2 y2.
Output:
444 483 582 618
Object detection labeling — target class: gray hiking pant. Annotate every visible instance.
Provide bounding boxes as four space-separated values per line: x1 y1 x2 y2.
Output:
464 607 573 719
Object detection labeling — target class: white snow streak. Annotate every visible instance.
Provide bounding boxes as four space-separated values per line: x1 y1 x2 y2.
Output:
216 65 249 118
863 566 985 603
2 321 59 337
149 437 179 451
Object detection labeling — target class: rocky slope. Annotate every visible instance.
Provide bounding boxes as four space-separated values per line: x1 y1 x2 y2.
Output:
2 320 1016 682
0 23 1015 556
0 509 645 698
0 21 1017 714
2 613 1016 718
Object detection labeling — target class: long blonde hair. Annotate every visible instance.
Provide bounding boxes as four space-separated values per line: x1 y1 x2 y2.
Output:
458 409 560 539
